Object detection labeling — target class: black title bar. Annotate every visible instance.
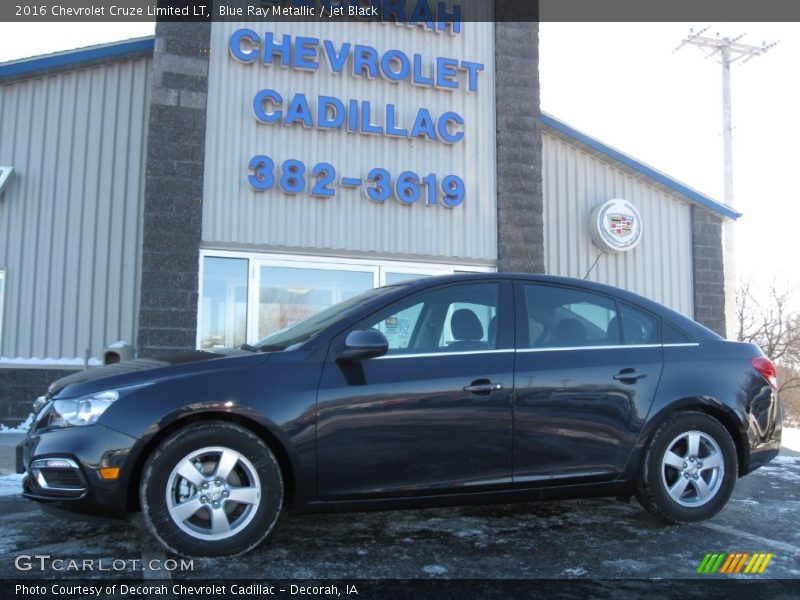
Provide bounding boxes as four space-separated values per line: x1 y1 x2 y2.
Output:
1 0 800 23
3 578 799 600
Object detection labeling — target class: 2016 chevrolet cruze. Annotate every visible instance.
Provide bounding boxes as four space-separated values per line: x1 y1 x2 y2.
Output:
17 274 782 556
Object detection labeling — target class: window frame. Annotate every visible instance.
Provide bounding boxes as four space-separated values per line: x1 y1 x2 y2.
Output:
197 256 250 351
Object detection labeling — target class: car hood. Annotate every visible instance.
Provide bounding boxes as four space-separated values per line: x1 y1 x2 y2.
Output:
47 348 252 396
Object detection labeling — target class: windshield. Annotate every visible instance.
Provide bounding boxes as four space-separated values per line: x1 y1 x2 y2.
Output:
253 284 401 351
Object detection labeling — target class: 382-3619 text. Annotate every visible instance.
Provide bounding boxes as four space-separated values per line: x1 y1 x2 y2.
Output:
248 155 465 208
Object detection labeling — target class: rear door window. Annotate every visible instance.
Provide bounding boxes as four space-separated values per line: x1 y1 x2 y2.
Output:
618 303 659 345
522 284 620 349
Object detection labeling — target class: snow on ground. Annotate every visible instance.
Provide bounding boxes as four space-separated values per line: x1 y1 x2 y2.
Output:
0 357 101 367
0 474 23 497
782 425 800 453
0 413 32 433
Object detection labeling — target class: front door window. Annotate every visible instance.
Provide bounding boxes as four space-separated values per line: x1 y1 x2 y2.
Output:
362 283 500 355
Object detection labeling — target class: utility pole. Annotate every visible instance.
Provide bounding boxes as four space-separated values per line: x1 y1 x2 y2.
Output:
675 27 777 337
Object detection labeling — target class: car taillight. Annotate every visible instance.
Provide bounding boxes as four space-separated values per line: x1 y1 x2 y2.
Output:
751 356 778 389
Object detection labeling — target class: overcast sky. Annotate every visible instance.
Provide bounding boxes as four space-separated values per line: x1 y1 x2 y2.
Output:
1 20 797 303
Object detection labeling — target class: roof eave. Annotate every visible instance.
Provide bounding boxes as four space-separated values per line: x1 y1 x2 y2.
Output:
541 113 741 221
0 37 155 83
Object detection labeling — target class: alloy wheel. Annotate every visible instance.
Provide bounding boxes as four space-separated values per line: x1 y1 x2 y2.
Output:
660 430 725 508
165 446 262 540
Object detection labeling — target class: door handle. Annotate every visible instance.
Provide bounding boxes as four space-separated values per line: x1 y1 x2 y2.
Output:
463 381 504 394
613 369 647 383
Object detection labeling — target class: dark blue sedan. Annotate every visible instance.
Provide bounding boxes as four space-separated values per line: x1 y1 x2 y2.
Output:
17 274 782 557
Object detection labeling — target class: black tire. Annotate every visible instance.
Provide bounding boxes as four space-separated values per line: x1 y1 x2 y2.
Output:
140 421 283 557
636 411 737 524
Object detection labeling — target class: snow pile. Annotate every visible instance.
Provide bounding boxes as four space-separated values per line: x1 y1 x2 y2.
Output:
782 426 800 453
0 413 33 433
0 474 24 497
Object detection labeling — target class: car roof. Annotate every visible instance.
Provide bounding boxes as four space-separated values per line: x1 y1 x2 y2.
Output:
394 272 722 341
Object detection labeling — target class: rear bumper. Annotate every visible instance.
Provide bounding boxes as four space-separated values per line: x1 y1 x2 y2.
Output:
17 423 138 519
745 439 781 474
743 388 783 476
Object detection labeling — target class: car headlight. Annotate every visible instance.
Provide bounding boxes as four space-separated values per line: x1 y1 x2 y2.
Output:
48 390 119 427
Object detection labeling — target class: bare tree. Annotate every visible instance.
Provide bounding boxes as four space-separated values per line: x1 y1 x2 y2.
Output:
735 281 800 424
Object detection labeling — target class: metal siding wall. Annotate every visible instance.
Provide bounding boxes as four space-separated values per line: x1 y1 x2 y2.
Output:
203 21 496 263
0 57 150 361
542 133 694 316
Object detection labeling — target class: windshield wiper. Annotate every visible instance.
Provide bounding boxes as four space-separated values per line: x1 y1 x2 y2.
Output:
238 343 262 352
258 344 286 352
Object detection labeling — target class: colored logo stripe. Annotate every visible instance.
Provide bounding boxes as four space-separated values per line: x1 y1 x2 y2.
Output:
744 553 773 574
697 552 773 574
733 553 750 573
720 553 747 573
697 553 725 573
720 553 737 573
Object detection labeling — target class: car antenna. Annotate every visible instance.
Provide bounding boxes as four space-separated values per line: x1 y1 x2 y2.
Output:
583 252 602 280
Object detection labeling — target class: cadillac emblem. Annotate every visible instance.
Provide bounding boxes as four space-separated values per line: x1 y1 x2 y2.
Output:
589 199 643 252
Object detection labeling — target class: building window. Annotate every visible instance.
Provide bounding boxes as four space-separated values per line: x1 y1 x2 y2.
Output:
197 252 493 350
199 257 249 350
257 266 373 340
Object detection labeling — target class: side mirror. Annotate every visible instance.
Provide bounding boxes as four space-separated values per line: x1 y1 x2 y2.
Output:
339 329 389 361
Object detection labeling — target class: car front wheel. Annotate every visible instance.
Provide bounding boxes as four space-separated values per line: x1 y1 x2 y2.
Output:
637 411 737 523
140 422 283 557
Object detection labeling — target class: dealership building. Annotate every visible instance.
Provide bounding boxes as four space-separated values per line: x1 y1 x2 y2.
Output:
0 18 738 424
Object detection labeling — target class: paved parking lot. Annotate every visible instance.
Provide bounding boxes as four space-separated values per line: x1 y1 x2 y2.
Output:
0 431 798 582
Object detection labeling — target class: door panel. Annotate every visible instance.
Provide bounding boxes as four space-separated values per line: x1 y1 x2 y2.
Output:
317 352 514 497
512 283 664 484
513 347 663 483
315 281 514 499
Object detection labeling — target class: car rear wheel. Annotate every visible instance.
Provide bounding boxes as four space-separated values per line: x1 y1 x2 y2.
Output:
636 411 737 523
140 422 283 557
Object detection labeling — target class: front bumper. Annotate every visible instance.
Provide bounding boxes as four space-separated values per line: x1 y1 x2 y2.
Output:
17 423 138 519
